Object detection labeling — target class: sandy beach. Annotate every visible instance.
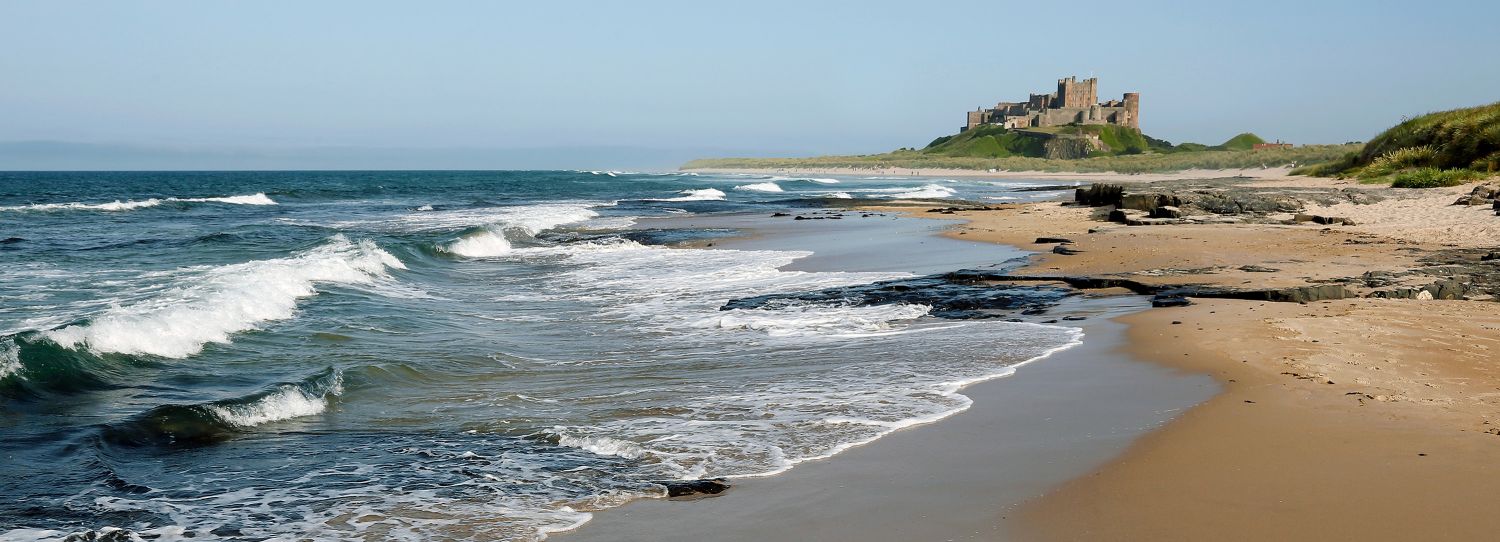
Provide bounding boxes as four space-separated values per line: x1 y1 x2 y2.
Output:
565 173 1500 541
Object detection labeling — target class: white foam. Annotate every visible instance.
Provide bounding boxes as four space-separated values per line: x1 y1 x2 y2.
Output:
645 188 726 202
876 184 958 199
553 428 648 459
825 192 853 199
207 376 343 428
43 235 404 358
446 228 514 257
0 340 20 381
706 303 931 337
0 193 276 212
176 193 278 205
435 204 601 257
733 182 784 193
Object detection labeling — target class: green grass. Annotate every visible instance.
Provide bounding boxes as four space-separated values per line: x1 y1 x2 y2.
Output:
1296 101 1500 184
1216 132 1266 151
1389 167 1484 188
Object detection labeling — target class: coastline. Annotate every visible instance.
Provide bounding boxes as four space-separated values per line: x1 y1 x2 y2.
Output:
565 172 1500 541
682 165 1296 182
561 303 1216 541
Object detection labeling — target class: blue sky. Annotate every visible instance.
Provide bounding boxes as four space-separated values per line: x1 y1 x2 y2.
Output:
2 0 1497 167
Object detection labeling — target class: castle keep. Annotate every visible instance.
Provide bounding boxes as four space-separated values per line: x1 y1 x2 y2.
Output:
964 76 1139 131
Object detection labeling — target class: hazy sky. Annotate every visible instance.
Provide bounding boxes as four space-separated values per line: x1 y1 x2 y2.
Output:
3 0 1498 163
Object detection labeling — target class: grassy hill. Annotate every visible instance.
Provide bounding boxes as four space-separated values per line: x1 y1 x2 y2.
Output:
1296 102 1500 186
684 126 1355 174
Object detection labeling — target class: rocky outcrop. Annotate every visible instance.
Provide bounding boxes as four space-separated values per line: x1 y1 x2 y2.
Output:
1453 184 1496 206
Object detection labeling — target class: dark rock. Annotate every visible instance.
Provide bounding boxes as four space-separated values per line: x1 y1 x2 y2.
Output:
1119 193 1182 212
1294 213 1355 226
771 212 790 217
1482 252 1500 262
1052 245 1084 255
1034 237 1074 244
722 271 1073 320
1238 265 1280 273
1075 184 1125 207
1062 315 1087 321
1152 295 1193 307
1150 205 1183 219
1108 209 1128 223
0 237 22 244
793 216 810 220
660 478 731 499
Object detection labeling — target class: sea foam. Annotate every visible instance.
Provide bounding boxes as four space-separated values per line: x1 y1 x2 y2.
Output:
0 193 277 212
43 235 403 358
437 204 602 257
646 188 726 202
733 182 784 193
206 374 344 428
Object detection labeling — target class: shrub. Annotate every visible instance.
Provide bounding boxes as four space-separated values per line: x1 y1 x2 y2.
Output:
1389 167 1483 188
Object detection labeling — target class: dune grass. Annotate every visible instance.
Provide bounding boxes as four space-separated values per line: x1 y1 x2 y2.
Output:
1295 102 1500 186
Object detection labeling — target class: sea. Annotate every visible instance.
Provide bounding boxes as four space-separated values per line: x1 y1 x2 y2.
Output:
0 170 1084 541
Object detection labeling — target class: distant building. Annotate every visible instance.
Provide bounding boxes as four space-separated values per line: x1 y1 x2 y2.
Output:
964 76 1139 132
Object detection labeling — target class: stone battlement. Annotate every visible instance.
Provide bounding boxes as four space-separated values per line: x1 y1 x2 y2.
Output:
964 76 1139 132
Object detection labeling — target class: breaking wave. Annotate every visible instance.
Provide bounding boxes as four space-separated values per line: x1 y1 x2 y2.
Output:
437 204 602 257
733 182 784 193
41 235 404 358
875 184 958 199
0 193 277 212
644 188 726 202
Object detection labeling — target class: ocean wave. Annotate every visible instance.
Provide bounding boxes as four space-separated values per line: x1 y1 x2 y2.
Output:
205 372 343 428
101 369 344 447
643 188 726 202
733 182 784 193
824 192 853 199
42 235 403 358
435 204 601 257
551 428 648 459
445 228 515 257
873 184 958 199
0 193 277 213
0 340 19 381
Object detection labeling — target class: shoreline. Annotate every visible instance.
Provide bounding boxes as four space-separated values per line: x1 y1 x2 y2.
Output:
565 173 1500 540
683 165 1296 182
560 300 1216 541
558 206 1217 540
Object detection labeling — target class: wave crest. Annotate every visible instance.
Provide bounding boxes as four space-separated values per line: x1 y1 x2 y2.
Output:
43 235 403 358
0 193 277 212
733 182 783 193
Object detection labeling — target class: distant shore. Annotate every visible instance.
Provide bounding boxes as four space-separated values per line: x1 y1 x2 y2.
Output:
684 165 1296 182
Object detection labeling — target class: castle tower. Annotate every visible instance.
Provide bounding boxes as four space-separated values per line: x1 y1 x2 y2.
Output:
1123 92 1140 129
1055 76 1099 109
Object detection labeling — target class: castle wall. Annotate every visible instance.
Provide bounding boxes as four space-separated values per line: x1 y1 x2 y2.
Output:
967 77 1139 132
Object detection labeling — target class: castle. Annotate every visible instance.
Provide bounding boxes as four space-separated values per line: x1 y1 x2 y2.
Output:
964 76 1139 132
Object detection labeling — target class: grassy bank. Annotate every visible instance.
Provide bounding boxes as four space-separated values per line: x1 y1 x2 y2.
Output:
683 144 1357 174
1296 101 1500 186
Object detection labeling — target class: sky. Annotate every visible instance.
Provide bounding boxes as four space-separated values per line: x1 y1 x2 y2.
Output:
2 0 1498 169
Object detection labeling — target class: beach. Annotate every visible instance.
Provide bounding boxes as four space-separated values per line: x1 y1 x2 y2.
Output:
567 171 1500 540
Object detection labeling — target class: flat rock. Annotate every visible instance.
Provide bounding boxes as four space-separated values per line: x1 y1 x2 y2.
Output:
660 478 731 499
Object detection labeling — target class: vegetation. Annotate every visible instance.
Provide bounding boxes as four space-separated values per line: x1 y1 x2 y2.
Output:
684 124 1347 174
1389 167 1484 188
1295 102 1500 187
